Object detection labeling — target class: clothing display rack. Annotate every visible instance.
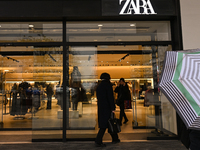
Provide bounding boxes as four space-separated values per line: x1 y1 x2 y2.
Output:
3 93 11 115
11 96 27 120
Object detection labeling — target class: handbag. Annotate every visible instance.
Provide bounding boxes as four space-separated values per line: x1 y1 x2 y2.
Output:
108 112 121 134
124 100 132 109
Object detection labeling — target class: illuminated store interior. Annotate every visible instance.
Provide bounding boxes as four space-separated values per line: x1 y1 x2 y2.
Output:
0 21 178 141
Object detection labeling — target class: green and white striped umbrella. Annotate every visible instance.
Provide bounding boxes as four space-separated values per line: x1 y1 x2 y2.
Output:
159 49 200 130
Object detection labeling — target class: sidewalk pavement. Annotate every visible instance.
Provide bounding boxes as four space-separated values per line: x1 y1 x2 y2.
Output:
0 140 187 150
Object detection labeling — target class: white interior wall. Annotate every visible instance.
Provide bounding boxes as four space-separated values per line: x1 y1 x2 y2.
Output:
180 0 200 49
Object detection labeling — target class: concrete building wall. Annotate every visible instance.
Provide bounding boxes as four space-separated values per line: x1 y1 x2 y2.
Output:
180 0 200 49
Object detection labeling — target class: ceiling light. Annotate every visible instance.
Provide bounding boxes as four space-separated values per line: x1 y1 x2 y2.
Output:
29 25 34 28
4 70 9 72
98 24 103 27
130 24 135 27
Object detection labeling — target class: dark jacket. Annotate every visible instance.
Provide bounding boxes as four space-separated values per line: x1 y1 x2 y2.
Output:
177 115 190 149
46 85 53 96
96 80 116 128
114 83 131 101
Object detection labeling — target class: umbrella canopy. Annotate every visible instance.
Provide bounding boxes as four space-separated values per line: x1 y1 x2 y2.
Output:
159 49 200 130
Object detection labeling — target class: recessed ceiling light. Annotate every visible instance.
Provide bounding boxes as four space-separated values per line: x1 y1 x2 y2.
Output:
130 24 135 27
98 24 103 27
29 25 34 28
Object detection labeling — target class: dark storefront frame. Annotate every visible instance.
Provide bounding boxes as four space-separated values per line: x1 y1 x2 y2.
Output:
0 0 183 142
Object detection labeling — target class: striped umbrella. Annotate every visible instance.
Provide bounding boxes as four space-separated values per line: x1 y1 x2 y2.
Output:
159 49 200 130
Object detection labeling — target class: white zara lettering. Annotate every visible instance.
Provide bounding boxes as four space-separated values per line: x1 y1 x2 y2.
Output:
119 0 157 15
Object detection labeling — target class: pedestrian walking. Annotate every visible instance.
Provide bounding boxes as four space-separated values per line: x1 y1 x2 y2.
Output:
114 78 130 125
95 73 120 147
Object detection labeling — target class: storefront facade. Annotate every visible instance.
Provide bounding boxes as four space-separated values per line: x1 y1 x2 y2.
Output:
0 0 183 142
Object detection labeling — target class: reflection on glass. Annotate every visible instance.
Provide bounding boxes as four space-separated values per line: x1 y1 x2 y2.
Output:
32 47 63 140
144 45 177 137
0 22 62 42
67 46 97 134
70 66 82 111
67 21 171 42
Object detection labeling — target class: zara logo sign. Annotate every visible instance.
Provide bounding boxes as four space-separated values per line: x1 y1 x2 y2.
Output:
119 0 157 15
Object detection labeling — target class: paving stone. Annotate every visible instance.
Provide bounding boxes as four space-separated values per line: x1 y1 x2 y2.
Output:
0 141 187 150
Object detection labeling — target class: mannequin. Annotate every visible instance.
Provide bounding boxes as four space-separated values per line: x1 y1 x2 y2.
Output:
70 66 81 110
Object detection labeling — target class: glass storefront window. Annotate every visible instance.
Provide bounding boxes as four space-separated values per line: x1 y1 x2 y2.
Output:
32 47 63 140
0 46 34 128
0 46 63 139
144 45 178 137
67 21 171 42
67 46 98 138
0 22 62 42
66 45 176 140
0 21 177 141
0 44 177 140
